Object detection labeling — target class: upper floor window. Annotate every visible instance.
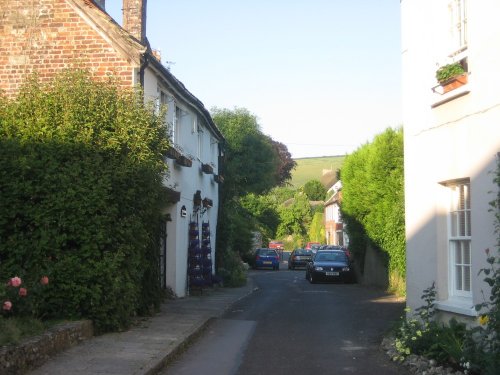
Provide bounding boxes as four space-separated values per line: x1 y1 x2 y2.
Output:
174 106 182 144
448 0 467 56
197 125 204 159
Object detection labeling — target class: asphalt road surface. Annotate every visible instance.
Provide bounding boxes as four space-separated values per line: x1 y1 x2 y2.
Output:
161 263 409 375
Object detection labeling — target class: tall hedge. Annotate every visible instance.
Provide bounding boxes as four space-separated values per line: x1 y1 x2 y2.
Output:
0 70 170 331
341 127 405 293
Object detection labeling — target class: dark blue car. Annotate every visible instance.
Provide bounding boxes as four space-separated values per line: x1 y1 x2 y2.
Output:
253 248 280 270
305 250 355 283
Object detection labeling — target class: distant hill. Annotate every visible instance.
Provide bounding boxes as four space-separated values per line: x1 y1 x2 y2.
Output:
290 155 345 188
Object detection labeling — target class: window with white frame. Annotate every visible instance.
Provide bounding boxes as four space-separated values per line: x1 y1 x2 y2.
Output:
197 124 204 159
210 136 218 165
448 180 471 297
447 0 467 56
174 106 182 144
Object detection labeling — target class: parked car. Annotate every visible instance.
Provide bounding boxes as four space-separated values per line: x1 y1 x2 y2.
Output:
319 245 351 258
253 248 280 270
305 241 321 250
288 249 313 269
305 250 355 283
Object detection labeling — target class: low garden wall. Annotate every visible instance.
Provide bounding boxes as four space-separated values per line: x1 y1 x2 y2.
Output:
0 320 93 375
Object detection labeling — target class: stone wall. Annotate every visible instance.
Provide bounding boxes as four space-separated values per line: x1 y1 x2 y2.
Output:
354 243 389 288
0 320 93 375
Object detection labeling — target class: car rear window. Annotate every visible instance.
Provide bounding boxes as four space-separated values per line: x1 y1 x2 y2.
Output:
315 252 346 262
258 249 277 256
295 250 311 255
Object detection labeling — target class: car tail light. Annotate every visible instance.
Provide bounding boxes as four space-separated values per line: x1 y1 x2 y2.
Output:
256 255 260 261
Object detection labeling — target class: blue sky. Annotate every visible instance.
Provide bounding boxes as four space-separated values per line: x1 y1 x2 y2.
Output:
105 1 402 158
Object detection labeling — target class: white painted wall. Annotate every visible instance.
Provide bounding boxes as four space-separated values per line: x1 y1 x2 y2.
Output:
402 0 500 321
143 67 221 297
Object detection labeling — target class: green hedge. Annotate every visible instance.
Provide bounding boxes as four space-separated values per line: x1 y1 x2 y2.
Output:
341 128 405 293
0 70 169 331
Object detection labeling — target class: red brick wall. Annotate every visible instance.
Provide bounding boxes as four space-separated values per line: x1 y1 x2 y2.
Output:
0 0 135 97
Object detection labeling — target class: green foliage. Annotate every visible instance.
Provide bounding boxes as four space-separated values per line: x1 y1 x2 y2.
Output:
0 316 46 346
211 107 279 197
436 62 466 83
240 193 280 242
215 198 255 271
216 250 247 288
308 212 325 243
212 107 295 278
394 284 469 369
467 251 500 375
266 186 296 204
340 127 405 292
269 139 297 186
276 193 312 242
302 179 327 201
0 70 169 332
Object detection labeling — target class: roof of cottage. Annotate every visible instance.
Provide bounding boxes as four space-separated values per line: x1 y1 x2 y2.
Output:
74 0 224 141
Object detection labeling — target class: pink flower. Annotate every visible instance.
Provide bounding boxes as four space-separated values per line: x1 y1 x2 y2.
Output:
9 276 22 287
3 301 12 311
40 276 49 285
19 288 28 297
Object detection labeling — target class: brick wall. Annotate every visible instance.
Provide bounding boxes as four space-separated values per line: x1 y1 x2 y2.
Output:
0 0 135 97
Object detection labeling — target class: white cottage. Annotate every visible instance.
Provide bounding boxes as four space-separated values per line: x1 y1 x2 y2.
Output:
402 0 500 322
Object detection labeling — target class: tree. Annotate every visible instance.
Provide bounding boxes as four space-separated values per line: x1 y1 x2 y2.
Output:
309 212 326 243
269 138 297 186
212 107 279 198
277 193 312 242
303 179 327 201
240 193 280 241
211 107 293 280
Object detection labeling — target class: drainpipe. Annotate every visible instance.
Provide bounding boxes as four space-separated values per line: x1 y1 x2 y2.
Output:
139 53 149 89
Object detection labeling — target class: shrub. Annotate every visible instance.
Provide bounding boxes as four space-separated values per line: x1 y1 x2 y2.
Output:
217 250 247 288
394 284 469 369
0 70 169 332
341 128 405 292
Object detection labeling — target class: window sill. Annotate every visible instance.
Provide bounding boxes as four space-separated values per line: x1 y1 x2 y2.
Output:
435 297 477 317
431 86 470 108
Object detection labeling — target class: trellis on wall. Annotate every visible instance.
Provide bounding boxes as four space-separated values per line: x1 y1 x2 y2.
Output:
187 191 213 293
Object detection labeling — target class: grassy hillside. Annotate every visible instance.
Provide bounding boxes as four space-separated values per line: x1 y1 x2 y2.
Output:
290 155 345 188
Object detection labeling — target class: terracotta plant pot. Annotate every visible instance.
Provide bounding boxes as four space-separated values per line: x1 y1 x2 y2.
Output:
440 73 468 93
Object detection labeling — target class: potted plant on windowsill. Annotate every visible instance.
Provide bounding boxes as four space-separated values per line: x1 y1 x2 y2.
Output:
435 62 468 93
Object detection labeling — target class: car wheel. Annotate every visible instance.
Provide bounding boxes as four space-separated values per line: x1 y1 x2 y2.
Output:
308 272 316 284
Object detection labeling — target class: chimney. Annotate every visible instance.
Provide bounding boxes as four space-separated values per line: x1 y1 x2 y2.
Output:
122 0 147 43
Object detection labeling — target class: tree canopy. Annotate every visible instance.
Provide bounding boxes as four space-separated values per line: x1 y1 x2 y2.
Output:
211 107 296 278
212 107 279 197
303 179 327 201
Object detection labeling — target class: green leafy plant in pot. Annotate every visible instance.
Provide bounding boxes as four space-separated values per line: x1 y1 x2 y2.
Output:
436 62 465 83
435 62 467 93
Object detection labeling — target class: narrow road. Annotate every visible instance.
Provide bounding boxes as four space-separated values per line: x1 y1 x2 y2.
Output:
161 265 409 375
